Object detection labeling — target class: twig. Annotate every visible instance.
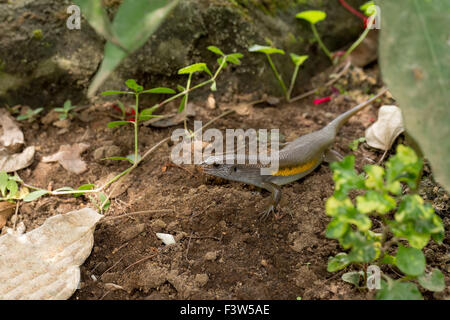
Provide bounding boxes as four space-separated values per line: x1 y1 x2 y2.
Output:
101 209 174 222
289 61 351 103
100 254 128 277
122 254 158 272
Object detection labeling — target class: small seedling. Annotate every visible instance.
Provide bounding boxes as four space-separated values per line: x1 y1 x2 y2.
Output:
16 107 44 122
54 100 77 120
349 137 366 151
249 45 308 101
325 145 445 300
296 8 377 64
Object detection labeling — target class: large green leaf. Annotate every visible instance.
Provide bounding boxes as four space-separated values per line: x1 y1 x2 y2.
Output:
376 279 423 300
378 0 450 191
79 0 179 97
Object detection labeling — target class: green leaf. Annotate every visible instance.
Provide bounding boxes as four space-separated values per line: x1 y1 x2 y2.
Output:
74 184 96 198
74 0 115 46
177 85 186 92
125 79 143 93
6 180 18 198
330 156 365 199
210 81 217 92
248 44 285 55
395 245 425 276
226 53 244 65
178 63 212 76
296 10 327 25
418 269 445 292
85 0 179 97
385 145 422 191
98 192 110 211
64 100 72 110
356 190 396 215
349 137 366 151
391 194 444 249
101 90 133 96
378 0 450 190
380 254 396 265
178 95 187 113
289 53 308 66
364 165 384 191
0 171 9 196
360 1 376 16
341 271 364 287
126 154 141 164
207 45 225 56
23 190 49 202
107 121 132 128
327 253 351 272
141 87 176 94
376 279 423 300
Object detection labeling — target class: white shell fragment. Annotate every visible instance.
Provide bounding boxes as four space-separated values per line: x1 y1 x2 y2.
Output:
156 233 176 245
0 208 102 300
365 105 404 151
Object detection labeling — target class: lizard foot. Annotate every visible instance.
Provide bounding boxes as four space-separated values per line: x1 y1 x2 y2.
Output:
259 204 276 221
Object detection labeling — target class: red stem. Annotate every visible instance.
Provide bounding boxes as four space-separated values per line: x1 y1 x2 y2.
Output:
339 0 366 21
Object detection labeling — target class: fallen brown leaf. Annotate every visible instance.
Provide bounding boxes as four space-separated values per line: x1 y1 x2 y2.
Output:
0 202 16 229
42 143 90 174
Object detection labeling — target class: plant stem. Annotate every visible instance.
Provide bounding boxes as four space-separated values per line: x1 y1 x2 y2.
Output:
183 73 193 134
311 23 332 62
340 15 375 63
134 93 139 163
287 64 301 102
266 54 287 98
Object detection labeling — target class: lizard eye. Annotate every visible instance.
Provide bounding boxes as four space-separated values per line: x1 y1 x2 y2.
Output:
212 163 220 168
232 166 238 172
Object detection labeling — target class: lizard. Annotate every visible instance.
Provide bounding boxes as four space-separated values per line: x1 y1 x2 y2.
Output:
201 87 388 219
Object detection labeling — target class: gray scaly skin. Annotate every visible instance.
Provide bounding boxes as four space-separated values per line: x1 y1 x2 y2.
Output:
202 88 388 219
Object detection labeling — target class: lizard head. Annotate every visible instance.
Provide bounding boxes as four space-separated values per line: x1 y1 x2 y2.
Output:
200 155 264 187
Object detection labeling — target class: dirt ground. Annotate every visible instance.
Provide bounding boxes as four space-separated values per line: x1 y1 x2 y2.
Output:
6 65 449 300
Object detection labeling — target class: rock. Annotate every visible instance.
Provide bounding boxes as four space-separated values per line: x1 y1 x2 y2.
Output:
204 251 218 261
53 119 71 129
92 145 122 161
194 274 209 287
0 0 366 107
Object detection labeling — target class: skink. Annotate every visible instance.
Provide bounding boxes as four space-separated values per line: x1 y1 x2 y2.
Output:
202 88 388 219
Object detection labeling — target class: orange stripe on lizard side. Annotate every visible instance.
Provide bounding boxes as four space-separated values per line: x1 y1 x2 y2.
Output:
272 159 318 177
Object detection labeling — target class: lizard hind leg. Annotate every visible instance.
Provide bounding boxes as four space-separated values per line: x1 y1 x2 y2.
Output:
324 149 344 163
259 182 282 221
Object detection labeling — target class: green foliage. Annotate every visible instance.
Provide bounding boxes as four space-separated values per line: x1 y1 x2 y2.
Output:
295 10 326 25
16 107 44 122
54 100 77 120
360 1 376 16
378 0 450 191
326 145 445 299
75 0 179 97
376 278 423 300
23 190 49 202
349 137 366 151
0 171 19 200
248 44 308 101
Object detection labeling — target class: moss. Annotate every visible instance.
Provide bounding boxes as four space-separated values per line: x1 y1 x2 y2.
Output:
32 29 43 40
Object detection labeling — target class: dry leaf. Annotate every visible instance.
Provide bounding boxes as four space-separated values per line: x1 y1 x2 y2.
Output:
0 146 35 173
42 143 90 174
0 202 15 229
0 208 102 300
365 105 404 151
0 109 24 153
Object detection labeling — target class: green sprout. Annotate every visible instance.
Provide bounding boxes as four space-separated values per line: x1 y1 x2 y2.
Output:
326 145 445 300
54 100 77 120
349 137 366 151
16 107 44 122
296 10 331 61
32 29 43 40
296 9 377 64
249 45 308 101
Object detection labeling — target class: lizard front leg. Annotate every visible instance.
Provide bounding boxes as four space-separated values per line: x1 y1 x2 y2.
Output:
259 182 282 220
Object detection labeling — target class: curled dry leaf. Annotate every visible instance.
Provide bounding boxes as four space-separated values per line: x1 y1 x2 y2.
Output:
0 202 16 229
0 208 102 299
365 105 404 151
42 143 90 174
0 146 35 173
0 109 24 153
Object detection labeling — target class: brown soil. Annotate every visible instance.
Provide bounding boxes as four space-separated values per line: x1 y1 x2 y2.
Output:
5 65 449 300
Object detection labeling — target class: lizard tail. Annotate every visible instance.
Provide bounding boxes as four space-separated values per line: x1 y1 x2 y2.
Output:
328 87 388 135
